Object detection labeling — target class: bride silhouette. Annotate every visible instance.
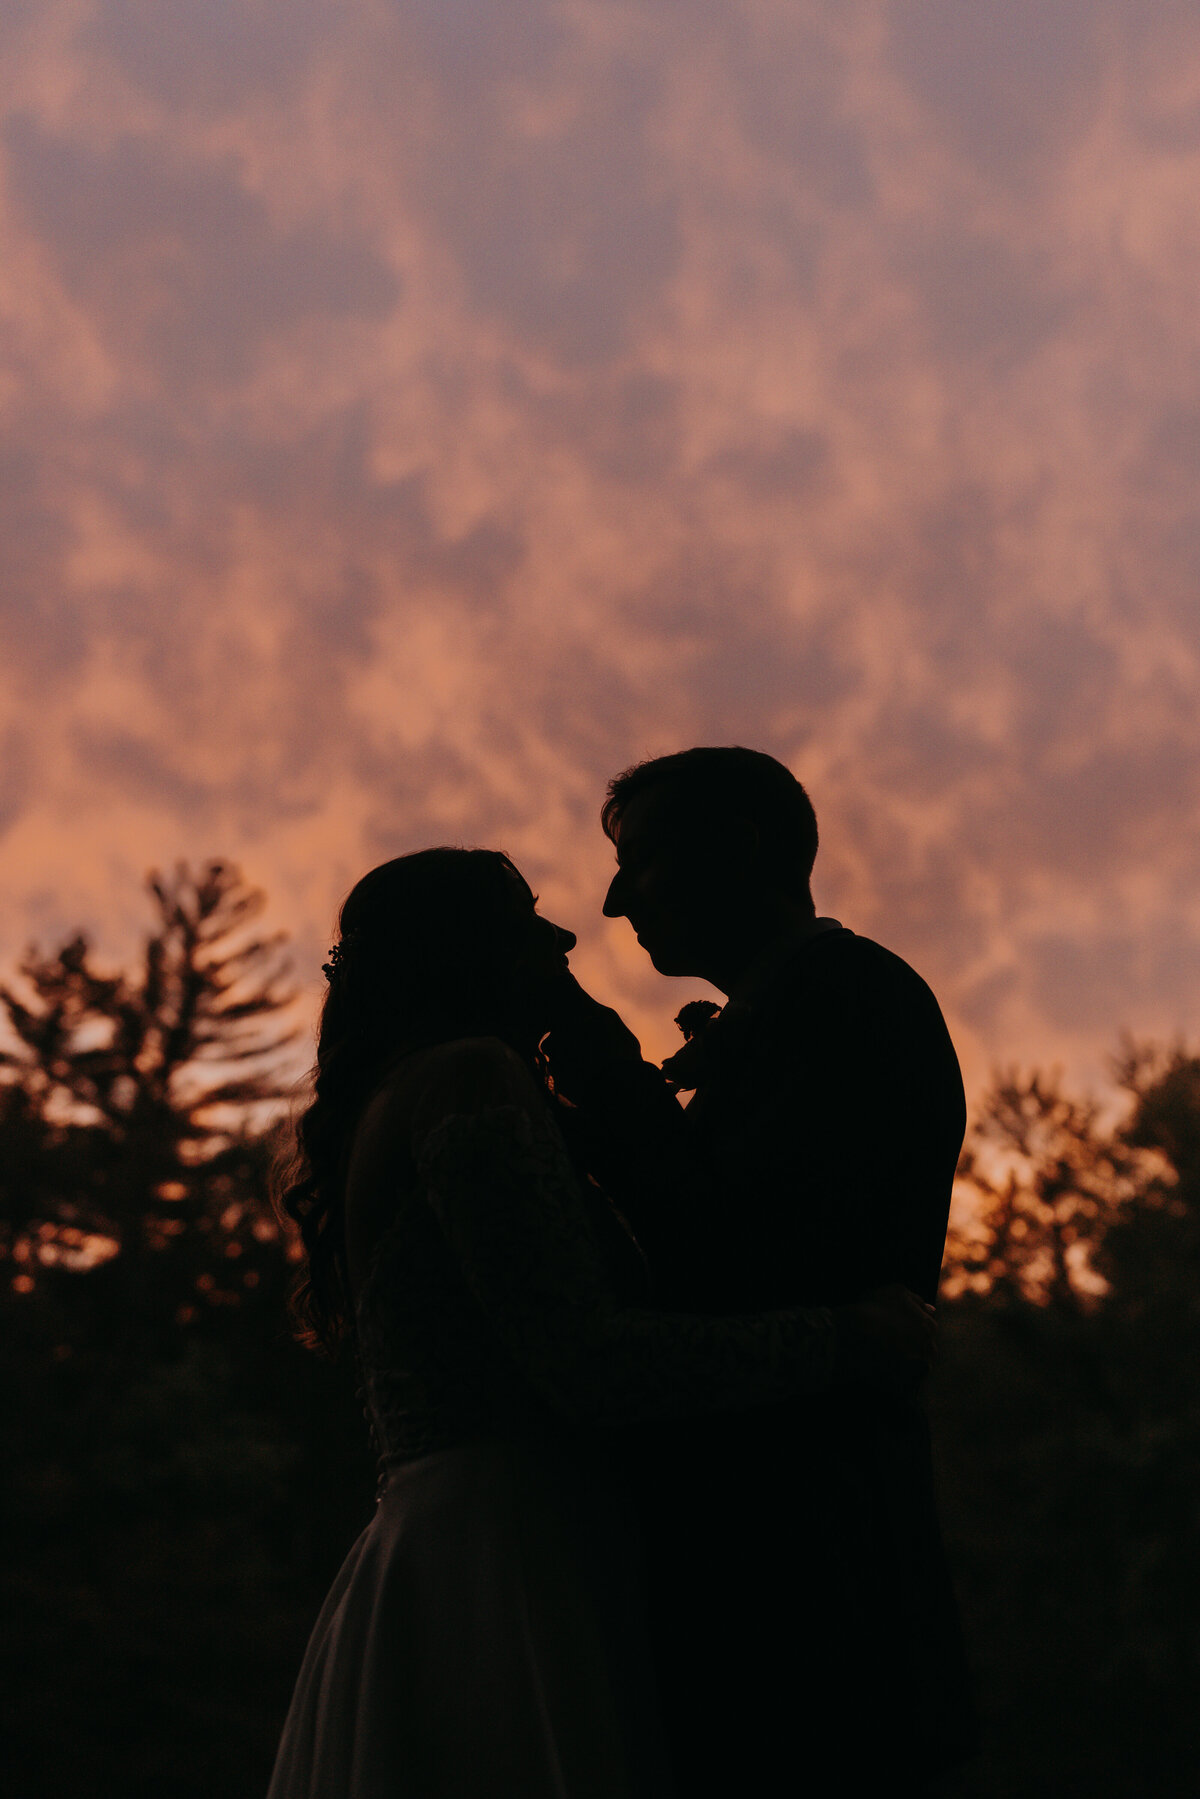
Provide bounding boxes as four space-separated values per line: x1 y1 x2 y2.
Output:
266 847 935 1798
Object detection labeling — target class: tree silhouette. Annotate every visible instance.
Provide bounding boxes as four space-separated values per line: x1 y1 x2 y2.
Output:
947 1067 1144 1308
0 862 375 1799
1098 1040 1200 1318
929 1040 1200 1796
0 862 301 1328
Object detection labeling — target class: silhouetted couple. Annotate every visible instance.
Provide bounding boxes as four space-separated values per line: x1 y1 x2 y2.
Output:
268 747 975 1798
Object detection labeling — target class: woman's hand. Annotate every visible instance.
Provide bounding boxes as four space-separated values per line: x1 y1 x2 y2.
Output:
840 1283 938 1389
540 970 644 1098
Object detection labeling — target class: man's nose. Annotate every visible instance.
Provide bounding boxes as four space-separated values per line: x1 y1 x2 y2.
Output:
602 870 626 918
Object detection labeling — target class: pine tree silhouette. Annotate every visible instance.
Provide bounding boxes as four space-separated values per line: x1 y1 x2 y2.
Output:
0 862 300 1333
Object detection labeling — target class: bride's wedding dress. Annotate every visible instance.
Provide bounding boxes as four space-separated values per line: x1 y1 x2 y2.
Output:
267 1047 840 1798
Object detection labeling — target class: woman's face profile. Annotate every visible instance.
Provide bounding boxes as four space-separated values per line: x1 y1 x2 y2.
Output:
503 866 577 1021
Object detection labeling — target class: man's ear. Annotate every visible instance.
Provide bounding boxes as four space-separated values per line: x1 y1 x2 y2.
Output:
725 816 761 871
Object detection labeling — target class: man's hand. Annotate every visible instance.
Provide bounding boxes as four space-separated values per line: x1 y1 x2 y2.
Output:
841 1283 938 1388
540 970 644 1099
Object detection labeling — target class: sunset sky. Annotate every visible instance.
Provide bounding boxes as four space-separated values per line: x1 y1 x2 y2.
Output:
2 0 1199 1092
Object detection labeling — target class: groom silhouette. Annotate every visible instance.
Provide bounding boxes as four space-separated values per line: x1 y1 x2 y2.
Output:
545 747 976 1796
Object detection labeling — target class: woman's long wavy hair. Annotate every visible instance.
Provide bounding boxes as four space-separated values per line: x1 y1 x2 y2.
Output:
275 847 547 1357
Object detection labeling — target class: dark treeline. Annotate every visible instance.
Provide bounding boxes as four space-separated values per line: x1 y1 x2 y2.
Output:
1 866 1196 1796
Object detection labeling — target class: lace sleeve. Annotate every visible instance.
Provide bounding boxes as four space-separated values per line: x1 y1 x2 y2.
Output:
415 1102 839 1424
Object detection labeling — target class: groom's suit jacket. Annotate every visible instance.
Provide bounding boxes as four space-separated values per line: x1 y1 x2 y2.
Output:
578 923 976 1786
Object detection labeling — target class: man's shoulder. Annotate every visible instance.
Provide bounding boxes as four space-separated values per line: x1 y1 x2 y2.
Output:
735 930 964 1137
745 930 958 1077
795 927 942 1010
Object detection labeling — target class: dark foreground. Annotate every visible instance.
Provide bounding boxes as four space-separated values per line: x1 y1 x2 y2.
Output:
3 1282 1196 1799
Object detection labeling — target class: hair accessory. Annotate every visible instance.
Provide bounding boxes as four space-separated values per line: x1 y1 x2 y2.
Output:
322 937 355 983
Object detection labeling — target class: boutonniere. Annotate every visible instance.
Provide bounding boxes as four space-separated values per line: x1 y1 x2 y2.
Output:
659 998 722 1093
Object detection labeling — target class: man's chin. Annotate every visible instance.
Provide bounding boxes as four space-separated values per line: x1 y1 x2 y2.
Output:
641 940 696 978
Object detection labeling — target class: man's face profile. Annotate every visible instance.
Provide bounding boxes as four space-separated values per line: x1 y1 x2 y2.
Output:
603 785 715 976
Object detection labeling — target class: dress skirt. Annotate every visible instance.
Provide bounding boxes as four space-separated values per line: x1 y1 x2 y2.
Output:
266 1436 674 1799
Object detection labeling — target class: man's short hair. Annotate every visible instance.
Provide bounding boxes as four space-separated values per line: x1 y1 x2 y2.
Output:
602 747 819 888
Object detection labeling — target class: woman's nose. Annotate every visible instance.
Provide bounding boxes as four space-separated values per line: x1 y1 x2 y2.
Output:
550 921 577 953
